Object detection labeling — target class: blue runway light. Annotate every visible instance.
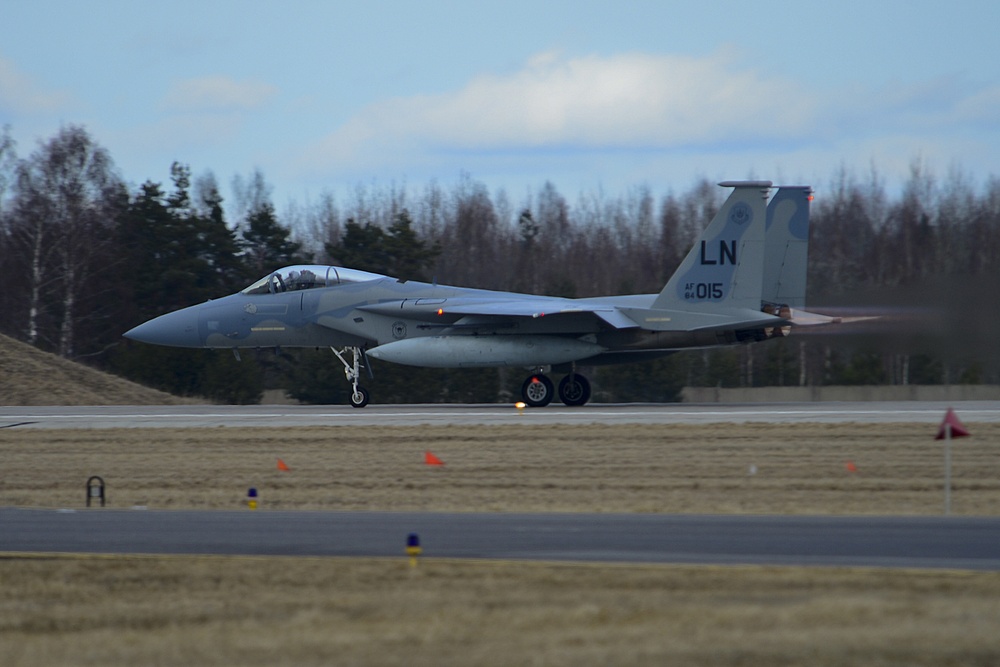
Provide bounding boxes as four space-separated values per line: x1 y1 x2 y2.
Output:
406 532 422 565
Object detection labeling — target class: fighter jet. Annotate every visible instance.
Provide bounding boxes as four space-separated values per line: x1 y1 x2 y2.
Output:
124 180 836 407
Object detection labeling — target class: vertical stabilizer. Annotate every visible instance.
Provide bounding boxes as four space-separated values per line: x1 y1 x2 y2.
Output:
653 181 771 312
763 186 813 308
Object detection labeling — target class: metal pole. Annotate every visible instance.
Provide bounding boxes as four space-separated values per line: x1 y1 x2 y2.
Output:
944 423 952 515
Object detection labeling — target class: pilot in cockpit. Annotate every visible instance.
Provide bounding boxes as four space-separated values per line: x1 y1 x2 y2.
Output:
296 269 318 289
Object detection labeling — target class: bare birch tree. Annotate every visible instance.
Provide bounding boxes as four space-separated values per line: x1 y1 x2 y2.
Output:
10 125 122 355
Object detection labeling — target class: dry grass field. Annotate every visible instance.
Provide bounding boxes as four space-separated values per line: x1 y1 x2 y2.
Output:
3 554 1000 667
1 422 998 514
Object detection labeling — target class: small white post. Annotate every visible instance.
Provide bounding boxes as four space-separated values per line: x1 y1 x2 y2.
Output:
944 422 952 516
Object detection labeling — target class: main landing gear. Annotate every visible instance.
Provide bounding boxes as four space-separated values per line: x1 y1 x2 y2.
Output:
333 347 592 409
520 372 592 407
332 346 370 408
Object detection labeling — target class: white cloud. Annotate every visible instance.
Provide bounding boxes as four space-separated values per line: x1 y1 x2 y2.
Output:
953 84 1000 127
0 56 73 115
162 76 278 113
299 49 1000 195
311 50 818 168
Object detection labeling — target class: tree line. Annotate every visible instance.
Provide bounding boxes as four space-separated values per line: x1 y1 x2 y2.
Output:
1 124 998 403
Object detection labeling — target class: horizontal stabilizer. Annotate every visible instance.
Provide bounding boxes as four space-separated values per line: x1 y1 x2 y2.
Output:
620 306 785 333
787 308 842 326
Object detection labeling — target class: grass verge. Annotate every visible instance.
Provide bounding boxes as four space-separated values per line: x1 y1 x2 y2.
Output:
2 554 1000 667
1 423 998 514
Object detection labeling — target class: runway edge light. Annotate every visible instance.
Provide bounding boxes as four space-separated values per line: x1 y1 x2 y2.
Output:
406 533 422 567
247 487 258 510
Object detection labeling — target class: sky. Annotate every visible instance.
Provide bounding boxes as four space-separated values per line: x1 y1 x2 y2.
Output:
3 0 1000 211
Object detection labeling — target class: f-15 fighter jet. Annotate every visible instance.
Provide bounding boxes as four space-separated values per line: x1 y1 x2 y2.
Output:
125 181 835 407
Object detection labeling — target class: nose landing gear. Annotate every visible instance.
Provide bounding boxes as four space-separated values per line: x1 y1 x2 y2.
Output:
332 346 370 408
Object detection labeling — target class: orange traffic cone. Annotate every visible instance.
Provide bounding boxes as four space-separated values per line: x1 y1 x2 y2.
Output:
277 458 290 471
845 461 858 473
425 451 444 466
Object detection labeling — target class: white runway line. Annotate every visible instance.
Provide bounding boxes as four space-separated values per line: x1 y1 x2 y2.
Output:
3 402 1000 429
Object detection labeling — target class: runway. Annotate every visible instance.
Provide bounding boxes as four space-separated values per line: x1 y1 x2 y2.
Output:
3 400 1000 428
2 508 999 570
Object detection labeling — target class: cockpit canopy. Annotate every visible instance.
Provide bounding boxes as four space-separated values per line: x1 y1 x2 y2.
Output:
241 265 387 295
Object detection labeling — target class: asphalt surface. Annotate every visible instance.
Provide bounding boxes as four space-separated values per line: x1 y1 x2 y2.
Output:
3 508 999 570
3 400 1000 428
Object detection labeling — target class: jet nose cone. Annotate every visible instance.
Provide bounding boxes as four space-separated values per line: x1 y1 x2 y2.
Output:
123 307 203 348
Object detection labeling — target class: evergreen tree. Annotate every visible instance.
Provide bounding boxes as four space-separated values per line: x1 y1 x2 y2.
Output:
329 218 388 273
242 201 305 274
593 357 686 402
111 166 260 401
384 210 440 280
326 210 439 278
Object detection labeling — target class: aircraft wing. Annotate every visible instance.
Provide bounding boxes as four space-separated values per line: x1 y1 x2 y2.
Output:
357 297 641 329
358 297 790 332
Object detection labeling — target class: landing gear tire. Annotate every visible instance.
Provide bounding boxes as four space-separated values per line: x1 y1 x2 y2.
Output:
333 346 372 408
350 386 370 408
521 374 554 407
558 374 591 406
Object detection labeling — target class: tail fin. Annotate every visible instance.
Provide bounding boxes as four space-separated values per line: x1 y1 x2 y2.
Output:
653 181 771 312
763 186 812 308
